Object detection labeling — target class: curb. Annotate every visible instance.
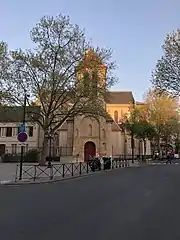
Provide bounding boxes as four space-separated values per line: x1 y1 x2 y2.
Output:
1 168 120 186
0 164 143 186
1 172 98 186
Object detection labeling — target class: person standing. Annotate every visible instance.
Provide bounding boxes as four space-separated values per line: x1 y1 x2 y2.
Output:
166 151 172 164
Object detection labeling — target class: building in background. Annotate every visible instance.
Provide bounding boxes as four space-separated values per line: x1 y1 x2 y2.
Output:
0 106 40 156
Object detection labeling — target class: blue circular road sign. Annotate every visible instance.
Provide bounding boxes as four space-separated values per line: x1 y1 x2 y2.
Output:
17 132 28 143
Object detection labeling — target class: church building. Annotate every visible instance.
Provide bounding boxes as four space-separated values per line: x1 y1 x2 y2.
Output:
57 90 151 162
53 50 151 162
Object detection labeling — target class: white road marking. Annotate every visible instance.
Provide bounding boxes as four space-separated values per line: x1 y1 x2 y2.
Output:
151 162 179 166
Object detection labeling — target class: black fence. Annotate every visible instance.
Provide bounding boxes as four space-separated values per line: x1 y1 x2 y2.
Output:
113 155 152 161
15 162 94 181
15 157 152 182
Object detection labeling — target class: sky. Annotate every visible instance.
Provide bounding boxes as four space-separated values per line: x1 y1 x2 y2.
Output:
0 0 180 101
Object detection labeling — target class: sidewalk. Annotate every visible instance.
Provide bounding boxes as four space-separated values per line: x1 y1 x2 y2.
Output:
0 163 17 183
0 162 66 183
0 160 145 185
128 160 139 167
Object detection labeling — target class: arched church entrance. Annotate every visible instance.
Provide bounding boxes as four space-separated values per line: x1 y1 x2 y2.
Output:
84 141 96 162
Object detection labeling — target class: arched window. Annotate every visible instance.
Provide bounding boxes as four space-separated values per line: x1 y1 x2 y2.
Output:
114 111 118 123
102 129 106 139
103 142 106 151
89 124 92 136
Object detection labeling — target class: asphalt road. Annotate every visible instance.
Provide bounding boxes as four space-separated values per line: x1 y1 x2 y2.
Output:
1 164 180 240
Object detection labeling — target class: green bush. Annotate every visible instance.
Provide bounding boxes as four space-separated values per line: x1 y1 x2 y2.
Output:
24 149 39 163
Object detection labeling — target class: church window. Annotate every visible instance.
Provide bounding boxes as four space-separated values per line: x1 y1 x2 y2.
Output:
114 111 118 123
89 124 92 136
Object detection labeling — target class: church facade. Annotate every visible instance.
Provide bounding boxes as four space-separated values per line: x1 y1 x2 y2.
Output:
56 91 151 162
54 50 151 162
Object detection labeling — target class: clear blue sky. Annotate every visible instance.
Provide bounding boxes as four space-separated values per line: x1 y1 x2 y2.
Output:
1 0 179 101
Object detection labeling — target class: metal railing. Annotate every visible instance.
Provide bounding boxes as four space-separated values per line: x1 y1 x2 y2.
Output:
15 162 94 182
15 160 130 182
15 156 153 182
114 155 152 160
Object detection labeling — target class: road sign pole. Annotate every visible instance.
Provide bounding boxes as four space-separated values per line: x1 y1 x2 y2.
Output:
19 91 27 180
19 145 24 180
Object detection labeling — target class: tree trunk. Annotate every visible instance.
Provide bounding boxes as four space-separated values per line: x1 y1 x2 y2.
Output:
165 138 168 155
143 139 146 162
131 134 134 163
138 140 141 156
157 135 161 159
39 134 49 165
143 139 146 156
124 131 127 159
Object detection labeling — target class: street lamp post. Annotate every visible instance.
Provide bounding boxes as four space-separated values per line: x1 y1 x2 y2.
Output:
19 91 28 180
124 138 127 160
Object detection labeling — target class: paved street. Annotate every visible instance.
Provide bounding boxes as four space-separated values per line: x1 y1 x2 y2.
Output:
1 164 180 239
151 158 180 165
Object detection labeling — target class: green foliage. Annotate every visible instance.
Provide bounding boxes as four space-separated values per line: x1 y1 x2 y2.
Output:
120 105 157 142
133 121 157 141
24 149 39 162
0 41 11 105
0 41 9 77
152 29 180 96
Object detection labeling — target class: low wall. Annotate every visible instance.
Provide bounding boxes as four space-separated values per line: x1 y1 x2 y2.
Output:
1 155 80 164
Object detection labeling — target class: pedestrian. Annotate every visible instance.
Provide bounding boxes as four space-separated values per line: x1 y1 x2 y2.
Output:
166 151 172 164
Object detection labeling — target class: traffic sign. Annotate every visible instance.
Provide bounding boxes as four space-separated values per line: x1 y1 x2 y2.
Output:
17 132 28 143
18 123 26 133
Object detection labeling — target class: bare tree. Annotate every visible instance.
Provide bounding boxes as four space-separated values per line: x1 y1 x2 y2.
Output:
3 15 117 164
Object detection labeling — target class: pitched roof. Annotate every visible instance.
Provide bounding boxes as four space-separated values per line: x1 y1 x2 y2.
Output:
105 91 135 104
111 122 121 131
0 106 41 122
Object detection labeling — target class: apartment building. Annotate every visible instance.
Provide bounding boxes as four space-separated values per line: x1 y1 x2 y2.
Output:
0 106 41 156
